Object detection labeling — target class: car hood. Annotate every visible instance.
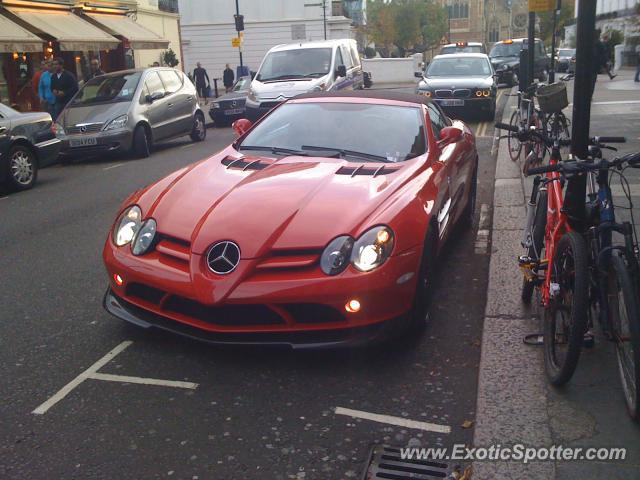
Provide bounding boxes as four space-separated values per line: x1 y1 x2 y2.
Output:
60 101 130 128
137 148 414 257
420 76 494 89
251 77 327 100
490 57 519 68
215 91 248 102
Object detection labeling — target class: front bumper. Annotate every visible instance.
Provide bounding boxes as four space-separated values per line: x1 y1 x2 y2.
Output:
103 238 422 348
244 99 284 122
58 129 133 157
432 96 495 112
35 137 62 168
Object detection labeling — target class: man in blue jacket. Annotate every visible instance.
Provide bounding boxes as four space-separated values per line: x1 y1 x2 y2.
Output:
38 60 55 116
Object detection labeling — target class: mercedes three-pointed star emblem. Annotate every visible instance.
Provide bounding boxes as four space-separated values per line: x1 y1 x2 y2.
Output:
206 241 241 274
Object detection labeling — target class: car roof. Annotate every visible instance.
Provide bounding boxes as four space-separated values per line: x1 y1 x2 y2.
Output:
494 38 543 44
292 90 432 107
432 53 490 60
269 38 355 52
442 42 483 47
99 67 179 77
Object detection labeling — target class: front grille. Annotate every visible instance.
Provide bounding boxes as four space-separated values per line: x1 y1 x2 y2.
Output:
435 90 452 98
67 123 103 134
453 89 470 98
335 165 399 177
283 304 344 324
127 283 165 305
164 296 284 326
363 445 453 479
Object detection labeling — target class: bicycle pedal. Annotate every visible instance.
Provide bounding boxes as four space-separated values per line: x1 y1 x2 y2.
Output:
518 255 534 266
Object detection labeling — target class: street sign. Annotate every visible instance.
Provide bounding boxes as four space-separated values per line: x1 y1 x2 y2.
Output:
528 0 554 12
231 37 241 48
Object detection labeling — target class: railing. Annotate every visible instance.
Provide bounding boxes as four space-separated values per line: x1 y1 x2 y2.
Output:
158 0 179 14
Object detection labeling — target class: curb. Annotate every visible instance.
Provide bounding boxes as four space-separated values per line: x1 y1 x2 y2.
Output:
472 90 555 479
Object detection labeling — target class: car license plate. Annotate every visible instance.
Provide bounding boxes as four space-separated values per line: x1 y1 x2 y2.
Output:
69 137 97 147
224 108 244 115
437 99 464 107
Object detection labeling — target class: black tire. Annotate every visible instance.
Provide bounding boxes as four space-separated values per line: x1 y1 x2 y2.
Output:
486 101 496 121
132 125 150 158
608 254 640 420
544 231 589 386
507 109 522 161
522 190 547 304
190 112 206 142
407 228 438 331
7 144 37 191
507 70 519 87
460 165 477 228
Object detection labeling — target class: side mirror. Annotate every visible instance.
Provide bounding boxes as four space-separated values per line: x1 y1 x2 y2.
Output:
335 65 347 78
232 118 253 137
146 91 164 103
250 71 256 80
438 126 463 144
414 71 424 78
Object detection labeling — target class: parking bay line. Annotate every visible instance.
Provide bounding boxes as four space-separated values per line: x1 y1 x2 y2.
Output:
32 340 198 415
475 203 490 255
334 407 451 434
103 162 125 171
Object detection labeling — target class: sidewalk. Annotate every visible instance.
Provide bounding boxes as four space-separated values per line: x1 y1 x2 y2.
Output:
473 68 640 479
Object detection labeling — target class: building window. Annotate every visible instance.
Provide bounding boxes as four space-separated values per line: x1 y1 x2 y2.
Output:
158 0 179 14
447 2 469 19
489 23 500 42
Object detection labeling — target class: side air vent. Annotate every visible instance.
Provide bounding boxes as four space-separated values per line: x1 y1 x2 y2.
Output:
336 165 399 177
221 156 270 171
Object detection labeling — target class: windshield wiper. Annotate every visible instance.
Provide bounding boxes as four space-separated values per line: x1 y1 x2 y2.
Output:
300 145 392 163
302 73 328 78
260 74 307 82
239 145 309 156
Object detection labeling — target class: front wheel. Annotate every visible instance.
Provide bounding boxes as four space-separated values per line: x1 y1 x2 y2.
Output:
507 70 519 87
407 229 438 331
522 190 547 304
507 109 522 161
608 254 640 420
544 231 589 386
132 125 150 158
190 112 206 142
7 144 37 191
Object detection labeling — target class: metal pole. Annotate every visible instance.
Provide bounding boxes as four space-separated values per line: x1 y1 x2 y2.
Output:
323 0 327 40
235 0 243 68
549 0 561 83
527 11 535 87
571 0 596 158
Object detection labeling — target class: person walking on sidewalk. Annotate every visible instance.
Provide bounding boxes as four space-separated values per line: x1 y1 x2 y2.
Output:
600 32 617 80
193 62 210 104
38 60 55 116
223 64 234 93
635 44 640 83
50 57 78 120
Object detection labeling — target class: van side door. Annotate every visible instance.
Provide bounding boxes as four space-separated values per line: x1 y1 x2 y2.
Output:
332 47 347 90
349 43 363 89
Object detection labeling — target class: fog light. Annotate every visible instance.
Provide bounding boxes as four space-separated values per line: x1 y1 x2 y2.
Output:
345 299 361 313
113 274 124 286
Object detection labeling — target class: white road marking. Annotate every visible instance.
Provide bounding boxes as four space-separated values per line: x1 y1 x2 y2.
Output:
103 162 125 171
33 340 198 415
88 372 198 389
0 196 7 200
33 341 132 415
478 203 490 229
335 407 451 434
475 204 490 254
180 143 196 149
476 122 488 138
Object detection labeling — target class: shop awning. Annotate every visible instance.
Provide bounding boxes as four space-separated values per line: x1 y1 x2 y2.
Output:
0 14 44 52
8 8 120 51
85 13 169 50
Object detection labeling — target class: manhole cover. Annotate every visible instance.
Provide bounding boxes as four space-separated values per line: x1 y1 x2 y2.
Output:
362 444 468 479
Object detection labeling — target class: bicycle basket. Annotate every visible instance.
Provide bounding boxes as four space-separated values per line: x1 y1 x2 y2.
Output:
536 82 568 113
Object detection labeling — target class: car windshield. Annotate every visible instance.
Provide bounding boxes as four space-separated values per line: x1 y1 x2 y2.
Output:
489 43 522 58
70 72 142 106
427 57 492 77
233 77 251 92
256 48 333 82
440 45 484 54
239 102 426 162
558 49 575 58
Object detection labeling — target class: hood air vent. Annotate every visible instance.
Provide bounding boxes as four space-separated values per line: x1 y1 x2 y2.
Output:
221 156 270 171
336 165 399 177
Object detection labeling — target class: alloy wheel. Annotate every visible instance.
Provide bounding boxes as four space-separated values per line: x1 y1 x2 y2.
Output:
10 149 34 185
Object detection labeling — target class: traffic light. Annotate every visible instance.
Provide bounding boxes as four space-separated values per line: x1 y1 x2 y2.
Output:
234 14 244 32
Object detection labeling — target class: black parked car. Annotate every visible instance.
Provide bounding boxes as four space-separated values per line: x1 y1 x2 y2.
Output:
0 103 60 191
489 38 549 87
209 76 251 126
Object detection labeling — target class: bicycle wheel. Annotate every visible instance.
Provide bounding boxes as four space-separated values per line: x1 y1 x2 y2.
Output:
508 109 522 161
522 190 548 304
608 253 640 420
544 231 589 385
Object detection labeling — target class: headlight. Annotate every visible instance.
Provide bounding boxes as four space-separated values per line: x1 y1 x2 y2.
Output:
418 90 432 98
312 83 326 92
351 226 395 272
475 89 491 97
53 123 65 136
131 218 157 256
210 101 220 108
113 206 142 246
247 89 257 102
103 114 128 131
320 235 354 275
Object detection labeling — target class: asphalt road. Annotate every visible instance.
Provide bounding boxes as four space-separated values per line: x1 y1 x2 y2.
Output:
0 92 504 479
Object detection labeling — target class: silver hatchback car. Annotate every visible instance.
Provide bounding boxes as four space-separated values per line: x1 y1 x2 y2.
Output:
56 67 206 159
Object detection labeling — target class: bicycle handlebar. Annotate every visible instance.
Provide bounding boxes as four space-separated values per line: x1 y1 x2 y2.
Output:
494 122 624 149
526 152 640 176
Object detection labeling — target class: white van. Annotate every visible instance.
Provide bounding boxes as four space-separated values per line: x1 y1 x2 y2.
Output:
245 39 363 121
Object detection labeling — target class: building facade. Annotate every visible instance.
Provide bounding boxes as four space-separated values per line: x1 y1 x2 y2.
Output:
178 0 353 85
565 0 639 50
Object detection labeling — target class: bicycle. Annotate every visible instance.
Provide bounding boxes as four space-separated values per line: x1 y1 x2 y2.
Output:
528 149 640 419
507 84 545 163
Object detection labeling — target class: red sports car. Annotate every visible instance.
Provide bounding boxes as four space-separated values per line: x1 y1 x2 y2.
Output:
103 91 478 348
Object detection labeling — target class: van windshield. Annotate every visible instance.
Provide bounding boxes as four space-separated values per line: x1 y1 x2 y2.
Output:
70 72 142 106
257 48 333 82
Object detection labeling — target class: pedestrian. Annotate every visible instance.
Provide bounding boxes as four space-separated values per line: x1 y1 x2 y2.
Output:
223 63 234 93
152 61 160 67
32 60 45 107
600 33 617 80
38 59 55 116
86 58 105 82
635 44 640 83
193 62 210 104
50 57 78 120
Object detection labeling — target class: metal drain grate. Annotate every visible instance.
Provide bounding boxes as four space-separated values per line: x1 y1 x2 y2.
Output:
362 445 457 479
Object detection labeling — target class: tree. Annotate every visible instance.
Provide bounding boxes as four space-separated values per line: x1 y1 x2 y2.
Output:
538 0 575 46
162 48 179 68
419 1 448 51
